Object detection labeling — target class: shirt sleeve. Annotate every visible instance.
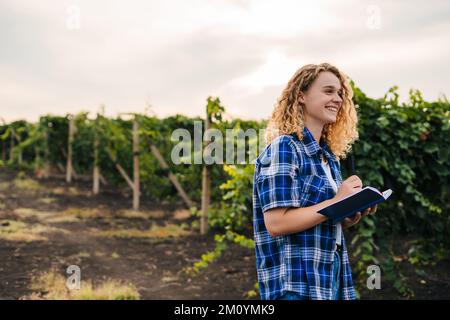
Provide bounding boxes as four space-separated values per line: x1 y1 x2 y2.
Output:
256 136 302 213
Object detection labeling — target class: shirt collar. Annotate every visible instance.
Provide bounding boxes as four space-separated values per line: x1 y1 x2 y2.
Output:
296 126 336 162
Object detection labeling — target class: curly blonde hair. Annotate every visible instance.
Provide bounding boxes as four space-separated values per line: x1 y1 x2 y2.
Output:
265 62 359 160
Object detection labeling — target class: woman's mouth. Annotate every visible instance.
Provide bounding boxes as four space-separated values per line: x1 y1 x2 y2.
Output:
325 105 339 113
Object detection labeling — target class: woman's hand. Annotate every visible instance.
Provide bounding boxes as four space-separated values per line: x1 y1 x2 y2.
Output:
334 175 363 201
362 204 377 217
342 205 378 229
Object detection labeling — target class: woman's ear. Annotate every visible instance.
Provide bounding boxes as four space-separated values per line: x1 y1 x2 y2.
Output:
298 91 305 104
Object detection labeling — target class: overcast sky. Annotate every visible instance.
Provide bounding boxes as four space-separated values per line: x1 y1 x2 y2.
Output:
1 0 449 123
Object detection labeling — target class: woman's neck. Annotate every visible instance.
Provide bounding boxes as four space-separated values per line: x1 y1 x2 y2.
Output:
304 122 324 145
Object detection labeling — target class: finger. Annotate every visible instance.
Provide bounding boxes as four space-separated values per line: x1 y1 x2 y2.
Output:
352 180 363 189
348 175 361 185
351 176 362 186
344 212 361 228
348 213 358 221
349 212 361 223
353 212 362 223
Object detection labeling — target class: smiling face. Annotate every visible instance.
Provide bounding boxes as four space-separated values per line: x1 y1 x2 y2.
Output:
299 71 343 126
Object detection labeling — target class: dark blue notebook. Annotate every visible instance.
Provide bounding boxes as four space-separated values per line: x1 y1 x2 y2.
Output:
318 187 393 223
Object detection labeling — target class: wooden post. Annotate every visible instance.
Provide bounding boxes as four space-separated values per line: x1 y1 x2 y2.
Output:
61 134 107 188
148 142 193 209
132 117 140 210
114 162 135 190
66 116 75 183
43 128 50 178
34 145 40 176
9 128 14 162
99 173 108 186
1 140 5 162
16 131 22 165
93 114 100 195
201 110 212 235
57 162 65 172
61 147 83 181
93 166 100 194
106 149 134 191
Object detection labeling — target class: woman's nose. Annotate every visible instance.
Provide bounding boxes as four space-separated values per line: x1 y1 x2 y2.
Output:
333 93 343 103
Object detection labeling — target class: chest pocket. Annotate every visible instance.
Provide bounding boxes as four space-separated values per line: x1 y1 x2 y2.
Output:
299 174 326 206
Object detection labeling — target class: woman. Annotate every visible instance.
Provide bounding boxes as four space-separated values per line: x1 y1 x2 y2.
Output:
253 63 377 300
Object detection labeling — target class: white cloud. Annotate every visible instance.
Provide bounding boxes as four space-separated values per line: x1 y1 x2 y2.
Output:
227 50 302 93
0 0 449 122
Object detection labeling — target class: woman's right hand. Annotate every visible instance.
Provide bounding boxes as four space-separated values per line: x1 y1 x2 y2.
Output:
334 175 363 201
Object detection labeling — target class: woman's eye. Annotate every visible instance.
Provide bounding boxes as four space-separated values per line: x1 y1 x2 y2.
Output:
325 89 343 97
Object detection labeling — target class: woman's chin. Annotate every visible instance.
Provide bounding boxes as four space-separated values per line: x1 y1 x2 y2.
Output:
324 117 337 124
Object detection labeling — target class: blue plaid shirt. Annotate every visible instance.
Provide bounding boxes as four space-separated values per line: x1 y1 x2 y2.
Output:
253 126 357 300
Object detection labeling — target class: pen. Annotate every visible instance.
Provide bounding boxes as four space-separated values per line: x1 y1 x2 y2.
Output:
350 154 355 175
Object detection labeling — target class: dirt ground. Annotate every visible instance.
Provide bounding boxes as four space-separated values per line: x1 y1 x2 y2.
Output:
0 169 448 300
0 169 257 300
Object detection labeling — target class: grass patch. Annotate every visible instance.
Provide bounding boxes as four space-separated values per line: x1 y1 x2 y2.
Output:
0 182 10 191
161 271 178 283
172 209 191 220
0 219 68 242
27 270 140 300
117 209 165 219
12 177 43 192
14 208 54 219
38 197 57 204
78 251 91 258
52 187 82 196
14 207 78 224
111 252 120 259
68 187 82 196
63 207 111 219
61 208 165 220
51 187 66 195
97 223 190 239
45 215 79 223
0 220 48 241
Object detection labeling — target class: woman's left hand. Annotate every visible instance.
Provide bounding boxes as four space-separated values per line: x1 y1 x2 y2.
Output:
362 204 377 217
342 205 378 229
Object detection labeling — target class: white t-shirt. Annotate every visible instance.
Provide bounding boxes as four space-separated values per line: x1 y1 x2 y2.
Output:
321 157 342 246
